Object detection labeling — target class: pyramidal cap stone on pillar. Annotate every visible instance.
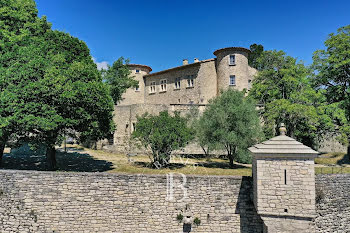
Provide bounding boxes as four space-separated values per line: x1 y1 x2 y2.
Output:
249 124 318 159
249 124 318 232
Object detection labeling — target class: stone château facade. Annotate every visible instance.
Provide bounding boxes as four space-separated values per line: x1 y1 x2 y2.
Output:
108 47 257 152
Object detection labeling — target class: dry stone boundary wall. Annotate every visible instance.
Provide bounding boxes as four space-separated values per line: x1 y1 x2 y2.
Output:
0 170 263 233
0 170 349 232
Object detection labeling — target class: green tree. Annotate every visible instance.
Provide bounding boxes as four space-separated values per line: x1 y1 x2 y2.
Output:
0 1 115 169
200 90 263 167
312 25 350 157
132 111 193 168
102 57 138 104
28 30 115 170
248 44 264 69
0 0 51 165
249 50 333 148
186 107 217 157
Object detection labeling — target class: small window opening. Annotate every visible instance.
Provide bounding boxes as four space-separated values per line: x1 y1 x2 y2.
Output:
135 69 140 73
160 79 167 92
284 209 288 213
150 81 156 93
284 169 287 185
187 75 194 87
229 54 235 65
229 75 236 86
175 77 181 89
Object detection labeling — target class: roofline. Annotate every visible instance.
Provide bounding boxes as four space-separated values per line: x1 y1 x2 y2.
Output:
213 47 251 56
127 64 152 72
144 58 215 77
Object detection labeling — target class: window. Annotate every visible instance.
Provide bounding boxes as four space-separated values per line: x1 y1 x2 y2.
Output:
132 122 136 132
229 75 236 86
187 75 194 88
284 169 287 185
160 79 167 92
135 85 139 91
175 77 181 89
229 54 235 65
150 81 156 93
135 69 140 73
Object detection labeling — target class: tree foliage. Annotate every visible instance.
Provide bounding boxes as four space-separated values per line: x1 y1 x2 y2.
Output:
0 0 50 165
248 43 264 70
132 111 193 168
200 90 263 167
312 25 350 156
249 50 333 148
249 51 333 147
102 57 138 104
186 107 217 157
0 0 115 169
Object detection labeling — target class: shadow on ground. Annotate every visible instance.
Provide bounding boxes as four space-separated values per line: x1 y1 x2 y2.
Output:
133 161 186 169
1 149 114 172
336 154 350 166
197 161 247 169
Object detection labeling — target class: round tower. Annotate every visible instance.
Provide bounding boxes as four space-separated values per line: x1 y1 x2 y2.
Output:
213 47 251 93
118 64 152 106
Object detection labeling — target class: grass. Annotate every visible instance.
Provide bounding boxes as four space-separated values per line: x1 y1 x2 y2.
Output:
315 166 350 174
2 144 349 176
315 152 350 174
315 152 349 165
80 146 252 176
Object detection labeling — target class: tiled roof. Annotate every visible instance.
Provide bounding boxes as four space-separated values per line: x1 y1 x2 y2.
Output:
144 58 215 77
213 47 251 56
127 64 152 72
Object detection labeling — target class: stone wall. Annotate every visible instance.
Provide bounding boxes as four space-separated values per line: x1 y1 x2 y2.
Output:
215 49 254 93
118 67 149 106
0 170 263 233
253 158 316 217
143 61 216 105
0 170 349 232
112 104 168 152
315 174 350 232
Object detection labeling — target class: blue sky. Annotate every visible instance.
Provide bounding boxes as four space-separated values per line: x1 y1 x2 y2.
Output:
35 0 350 72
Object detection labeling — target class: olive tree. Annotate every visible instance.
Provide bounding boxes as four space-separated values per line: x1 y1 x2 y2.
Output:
200 89 263 167
132 111 193 168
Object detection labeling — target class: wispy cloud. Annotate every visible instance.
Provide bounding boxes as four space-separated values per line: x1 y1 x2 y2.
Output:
92 57 109 70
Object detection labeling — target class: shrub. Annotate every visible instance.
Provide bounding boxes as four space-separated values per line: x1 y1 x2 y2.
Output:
193 217 201 226
176 213 184 223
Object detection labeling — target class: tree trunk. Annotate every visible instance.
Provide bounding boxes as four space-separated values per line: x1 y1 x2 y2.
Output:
46 146 57 171
0 142 5 167
228 154 234 168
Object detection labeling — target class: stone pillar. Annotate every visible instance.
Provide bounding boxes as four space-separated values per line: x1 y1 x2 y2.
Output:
249 123 318 233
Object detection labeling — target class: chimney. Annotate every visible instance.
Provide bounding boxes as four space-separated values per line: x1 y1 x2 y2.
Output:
194 58 199 63
183 59 188 65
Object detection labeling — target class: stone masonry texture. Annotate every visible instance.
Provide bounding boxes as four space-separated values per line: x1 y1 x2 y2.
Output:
315 174 350 233
0 170 263 233
0 170 348 232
